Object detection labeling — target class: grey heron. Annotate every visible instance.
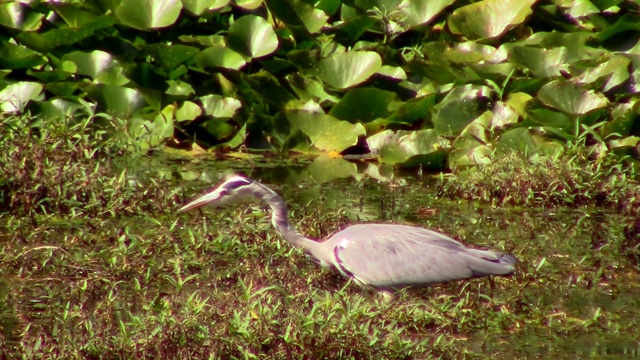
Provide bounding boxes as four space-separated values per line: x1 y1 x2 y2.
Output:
178 175 517 294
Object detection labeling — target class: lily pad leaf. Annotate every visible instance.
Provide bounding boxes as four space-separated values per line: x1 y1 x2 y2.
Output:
182 0 230 15
228 15 279 58
449 0 537 40
201 95 242 118
311 51 382 90
286 110 366 153
176 101 202 122
538 80 609 116
400 0 455 28
86 84 148 118
195 46 247 70
375 129 446 165
328 88 398 123
115 0 182 30
0 82 44 113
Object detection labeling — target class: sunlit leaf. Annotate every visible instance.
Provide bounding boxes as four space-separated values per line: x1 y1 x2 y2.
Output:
228 15 279 58
176 101 202 122
0 82 44 113
538 80 609 116
328 88 398 123
449 0 538 40
195 46 247 70
115 0 182 30
311 51 382 89
400 0 455 28
86 84 148 118
287 110 366 152
182 0 230 15
0 2 43 30
201 95 242 118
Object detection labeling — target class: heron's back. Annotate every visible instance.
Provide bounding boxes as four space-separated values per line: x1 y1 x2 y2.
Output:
327 224 516 290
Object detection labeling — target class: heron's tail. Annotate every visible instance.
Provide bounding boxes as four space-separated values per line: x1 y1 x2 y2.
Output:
497 253 518 266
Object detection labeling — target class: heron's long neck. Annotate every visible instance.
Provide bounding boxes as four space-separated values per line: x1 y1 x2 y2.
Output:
251 183 330 264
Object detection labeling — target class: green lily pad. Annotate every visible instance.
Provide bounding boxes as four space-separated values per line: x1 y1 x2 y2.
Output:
227 15 279 58
311 51 382 90
195 46 247 70
0 82 43 113
176 101 202 122
115 0 182 30
0 42 46 70
328 88 398 123
375 129 446 165
433 85 491 136
86 84 148 118
448 0 537 40
0 2 43 30
182 0 230 15
400 0 455 28
201 95 242 118
286 110 366 153
538 80 609 116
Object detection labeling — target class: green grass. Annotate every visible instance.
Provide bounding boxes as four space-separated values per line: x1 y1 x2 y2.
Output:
1 115 639 358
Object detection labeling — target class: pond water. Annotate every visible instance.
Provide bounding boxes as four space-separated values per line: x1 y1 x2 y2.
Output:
1 157 639 358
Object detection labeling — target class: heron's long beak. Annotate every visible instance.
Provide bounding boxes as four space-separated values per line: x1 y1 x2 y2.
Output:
178 189 223 212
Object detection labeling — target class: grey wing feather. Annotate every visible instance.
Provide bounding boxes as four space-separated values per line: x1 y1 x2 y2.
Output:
329 224 516 290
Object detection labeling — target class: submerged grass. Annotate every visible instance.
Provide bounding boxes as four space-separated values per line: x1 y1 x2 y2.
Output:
1 115 639 358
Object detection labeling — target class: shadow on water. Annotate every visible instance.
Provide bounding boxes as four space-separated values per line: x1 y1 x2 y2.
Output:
2 157 640 358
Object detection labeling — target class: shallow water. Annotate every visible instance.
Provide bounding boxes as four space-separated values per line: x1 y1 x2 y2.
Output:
2 158 639 358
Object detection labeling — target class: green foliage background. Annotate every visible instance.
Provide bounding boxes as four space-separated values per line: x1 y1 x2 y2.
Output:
2 0 640 169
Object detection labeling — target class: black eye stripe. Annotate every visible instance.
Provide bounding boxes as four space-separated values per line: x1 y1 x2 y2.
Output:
222 178 251 191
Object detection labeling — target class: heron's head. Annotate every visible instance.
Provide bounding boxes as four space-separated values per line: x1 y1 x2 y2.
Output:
178 175 254 212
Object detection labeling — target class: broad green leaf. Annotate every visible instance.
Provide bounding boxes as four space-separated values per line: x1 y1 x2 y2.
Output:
287 111 366 152
376 129 447 167
538 80 609 116
508 46 570 78
576 54 630 92
600 100 637 138
376 66 407 80
86 84 148 118
201 95 242 118
433 85 491 136
31 99 85 121
182 0 230 15
0 43 46 70
195 46 247 70
115 0 182 30
235 0 264 9
311 51 382 90
166 80 195 96
227 15 279 58
328 88 398 123
0 2 43 30
449 0 537 40
308 155 358 183
176 101 202 122
286 74 340 104
0 82 43 113
142 44 199 71
265 0 329 33
63 51 118 79
525 108 572 132
385 95 436 126
496 128 537 155
400 0 455 28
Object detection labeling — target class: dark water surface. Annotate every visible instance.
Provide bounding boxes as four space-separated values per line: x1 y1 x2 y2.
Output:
2 157 639 358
